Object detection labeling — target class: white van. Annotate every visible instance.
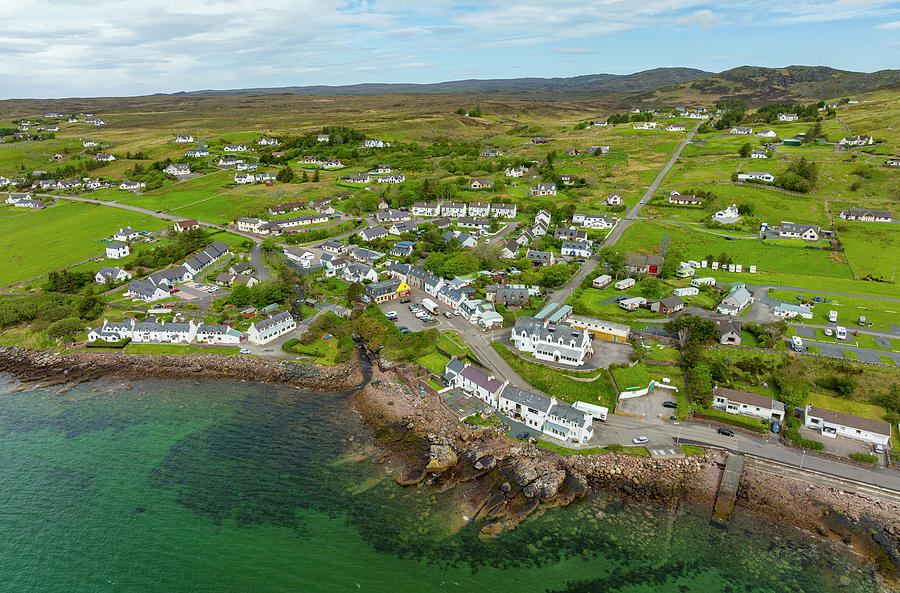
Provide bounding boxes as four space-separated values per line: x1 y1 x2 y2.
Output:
828 310 837 323
791 336 803 352
835 326 847 340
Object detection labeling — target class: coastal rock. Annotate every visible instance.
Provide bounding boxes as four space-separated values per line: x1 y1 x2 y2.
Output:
524 469 566 500
426 445 457 472
473 455 496 471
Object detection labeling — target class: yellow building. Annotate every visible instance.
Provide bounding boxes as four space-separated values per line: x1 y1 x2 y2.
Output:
568 316 630 342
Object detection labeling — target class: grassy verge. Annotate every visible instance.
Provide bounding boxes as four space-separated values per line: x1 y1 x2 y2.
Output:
533 439 649 457
124 343 240 355
610 363 652 391
680 445 705 456
695 406 768 433
416 351 450 375
493 342 617 408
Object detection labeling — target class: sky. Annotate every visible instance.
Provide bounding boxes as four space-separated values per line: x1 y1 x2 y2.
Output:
1 0 899 99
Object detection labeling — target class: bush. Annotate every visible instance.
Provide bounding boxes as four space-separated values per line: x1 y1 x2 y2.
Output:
815 375 858 397
783 429 825 450
47 317 84 338
849 452 878 464
85 337 131 349
281 338 299 353
606 443 624 452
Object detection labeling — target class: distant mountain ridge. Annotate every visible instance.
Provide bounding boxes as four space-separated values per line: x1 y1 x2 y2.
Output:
158 68 712 97
631 65 900 104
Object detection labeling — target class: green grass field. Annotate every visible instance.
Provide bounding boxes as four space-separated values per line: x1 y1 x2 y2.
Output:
768 289 900 332
123 343 240 355
493 342 617 408
0 200 169 286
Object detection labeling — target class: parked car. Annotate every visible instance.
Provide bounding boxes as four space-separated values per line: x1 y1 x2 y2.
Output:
662 401 677 409
443 311 453 318
875 444 885 454
632 436 648 445
239 348 251 354
397 326 408 332
385 311 397 318
400 298 411 304
824 328 833 337
717 428 735 437
400 328 411 334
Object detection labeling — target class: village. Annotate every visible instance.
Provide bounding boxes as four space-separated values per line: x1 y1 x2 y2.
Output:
1 93 900 495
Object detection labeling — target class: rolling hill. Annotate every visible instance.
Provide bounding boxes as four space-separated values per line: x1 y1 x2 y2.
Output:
628 66 900 105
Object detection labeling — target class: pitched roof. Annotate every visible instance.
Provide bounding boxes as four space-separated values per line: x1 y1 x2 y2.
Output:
714 386 783 411
806 405 891 436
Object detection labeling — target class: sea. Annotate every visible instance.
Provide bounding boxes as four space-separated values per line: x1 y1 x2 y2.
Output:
0 375 882 593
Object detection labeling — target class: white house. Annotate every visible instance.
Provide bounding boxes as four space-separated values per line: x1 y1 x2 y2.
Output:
572 213 615 230
804 405 890 446
258 137 279 146
606 193 623 206
322 159 342 169
105 241 130 259
778 222 820 241
377 174 406 184
713 386 785 422
113 227 140 242
185 149 209 157
505 166 527 177
633 122 657 130
737 172 775 183
364 139 388 148
234 173 255 184
95 266 132 284
497 385 593 443
125 280 170 302
82 139 99 148
839 136 873 147
730 126 753 135
839 209 893 223
174 135 194 143
183 242 230 275
561 240 592 258
95 153 116 162
530 183 557 196
224 144 248 152
196 324 244 344
317 134 330 142
452 363 504 406
164 164 190 176
777 113 799 122
716 286 753 316
512 316 593 367
359 226 388 242
751 150 767 159
411 202 440 217
247 311 296 344
441 202 467 218
756 129 777 138
490 203 517 218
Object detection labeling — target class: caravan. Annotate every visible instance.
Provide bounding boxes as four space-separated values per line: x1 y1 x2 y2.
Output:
828 310 837 323
835 326 847 340
791 336 803 352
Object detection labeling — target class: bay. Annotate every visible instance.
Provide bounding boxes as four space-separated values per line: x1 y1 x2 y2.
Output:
0 376 880 592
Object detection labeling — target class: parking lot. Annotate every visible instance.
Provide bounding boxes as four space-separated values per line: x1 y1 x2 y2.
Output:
615 387 679 418
376 288 447 332
173 282 229 309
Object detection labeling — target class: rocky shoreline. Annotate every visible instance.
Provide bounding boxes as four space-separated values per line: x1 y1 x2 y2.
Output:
3 346 900 584
355 358 900 586
0 346 364 393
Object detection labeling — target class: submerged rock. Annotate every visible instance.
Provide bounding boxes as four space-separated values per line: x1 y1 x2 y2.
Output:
426 445 457 472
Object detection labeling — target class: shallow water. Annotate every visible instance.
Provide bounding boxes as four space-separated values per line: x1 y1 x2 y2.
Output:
0 376 881 592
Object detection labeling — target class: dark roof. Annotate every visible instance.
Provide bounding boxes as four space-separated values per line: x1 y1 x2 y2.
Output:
714 386 781 410
806 405 891 436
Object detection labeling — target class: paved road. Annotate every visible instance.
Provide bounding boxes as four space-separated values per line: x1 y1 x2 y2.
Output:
251 243 272 281
597 414 900 492
790 337 900 366
749 284 900 303
546 119 704 308
46 194 262 242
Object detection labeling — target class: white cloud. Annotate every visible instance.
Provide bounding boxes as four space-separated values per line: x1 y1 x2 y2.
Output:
875 20 900 28
674 9 720 30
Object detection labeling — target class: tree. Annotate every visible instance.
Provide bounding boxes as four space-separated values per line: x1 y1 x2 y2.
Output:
803 122 822 144
539 263 571 287
638 276 664 299
739 142 752 158
773 374 810 407
347 282 364 303
47 317 83 339
229 284 251 307
300 171 309 183
598 247 625 278
312 168 319 182
276 166 295 183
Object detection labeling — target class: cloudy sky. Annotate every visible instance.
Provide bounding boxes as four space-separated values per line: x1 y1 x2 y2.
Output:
1 0 899 99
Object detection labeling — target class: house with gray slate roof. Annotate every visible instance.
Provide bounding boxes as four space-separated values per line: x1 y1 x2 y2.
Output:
248 311 296 344
512 316 593 367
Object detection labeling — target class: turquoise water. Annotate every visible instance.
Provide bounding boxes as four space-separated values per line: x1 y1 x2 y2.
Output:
0 376 881 593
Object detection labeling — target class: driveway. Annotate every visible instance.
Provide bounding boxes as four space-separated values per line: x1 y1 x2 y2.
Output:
616 387 679 418
798 425 876 459
173 283 228 310
376 287 442 332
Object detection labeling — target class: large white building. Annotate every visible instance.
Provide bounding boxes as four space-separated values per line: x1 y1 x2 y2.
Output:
511 316 593 367
247 311 296 344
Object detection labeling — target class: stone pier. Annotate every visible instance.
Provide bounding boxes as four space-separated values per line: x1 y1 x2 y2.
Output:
712 453 744 526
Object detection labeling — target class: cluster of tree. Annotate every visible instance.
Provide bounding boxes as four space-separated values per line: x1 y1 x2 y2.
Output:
743 320 788 349
802 122 824 144
712 99 748 130
874 383 900 424
455 106 481 117
777 157 818 193
225 280 294 309
123 151 148 159
128 229 209 270
753 102 827 122
45 269 96 293
664 315 718 405
605 112 654 124
0 292 104 333
43 158 106 180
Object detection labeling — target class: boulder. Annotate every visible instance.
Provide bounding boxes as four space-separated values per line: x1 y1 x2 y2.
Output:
426 444 457 472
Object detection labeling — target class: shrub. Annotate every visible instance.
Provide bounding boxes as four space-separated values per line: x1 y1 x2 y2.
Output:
85 337 130 349
47 317 84 338
849 452 878 464
783 429 824 450
606 443 624 452
815 375 858 397
281 338 299 353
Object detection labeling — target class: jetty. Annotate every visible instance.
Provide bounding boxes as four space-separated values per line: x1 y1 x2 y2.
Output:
711 453 744 526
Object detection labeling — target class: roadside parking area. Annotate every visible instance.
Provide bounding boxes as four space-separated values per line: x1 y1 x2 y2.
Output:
375 287 443 332
615 387 679 418
798 425 877 459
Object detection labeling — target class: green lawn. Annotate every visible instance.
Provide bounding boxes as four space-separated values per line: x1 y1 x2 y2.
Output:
436 332 470 358
616 220 854 280
416 351 451 375
288 335 347 365
642 344 681 362
610 363 652 391
769 289 900 333
838 223 900 281
493 343 617 408
123 343 240 355
0 200 170 286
